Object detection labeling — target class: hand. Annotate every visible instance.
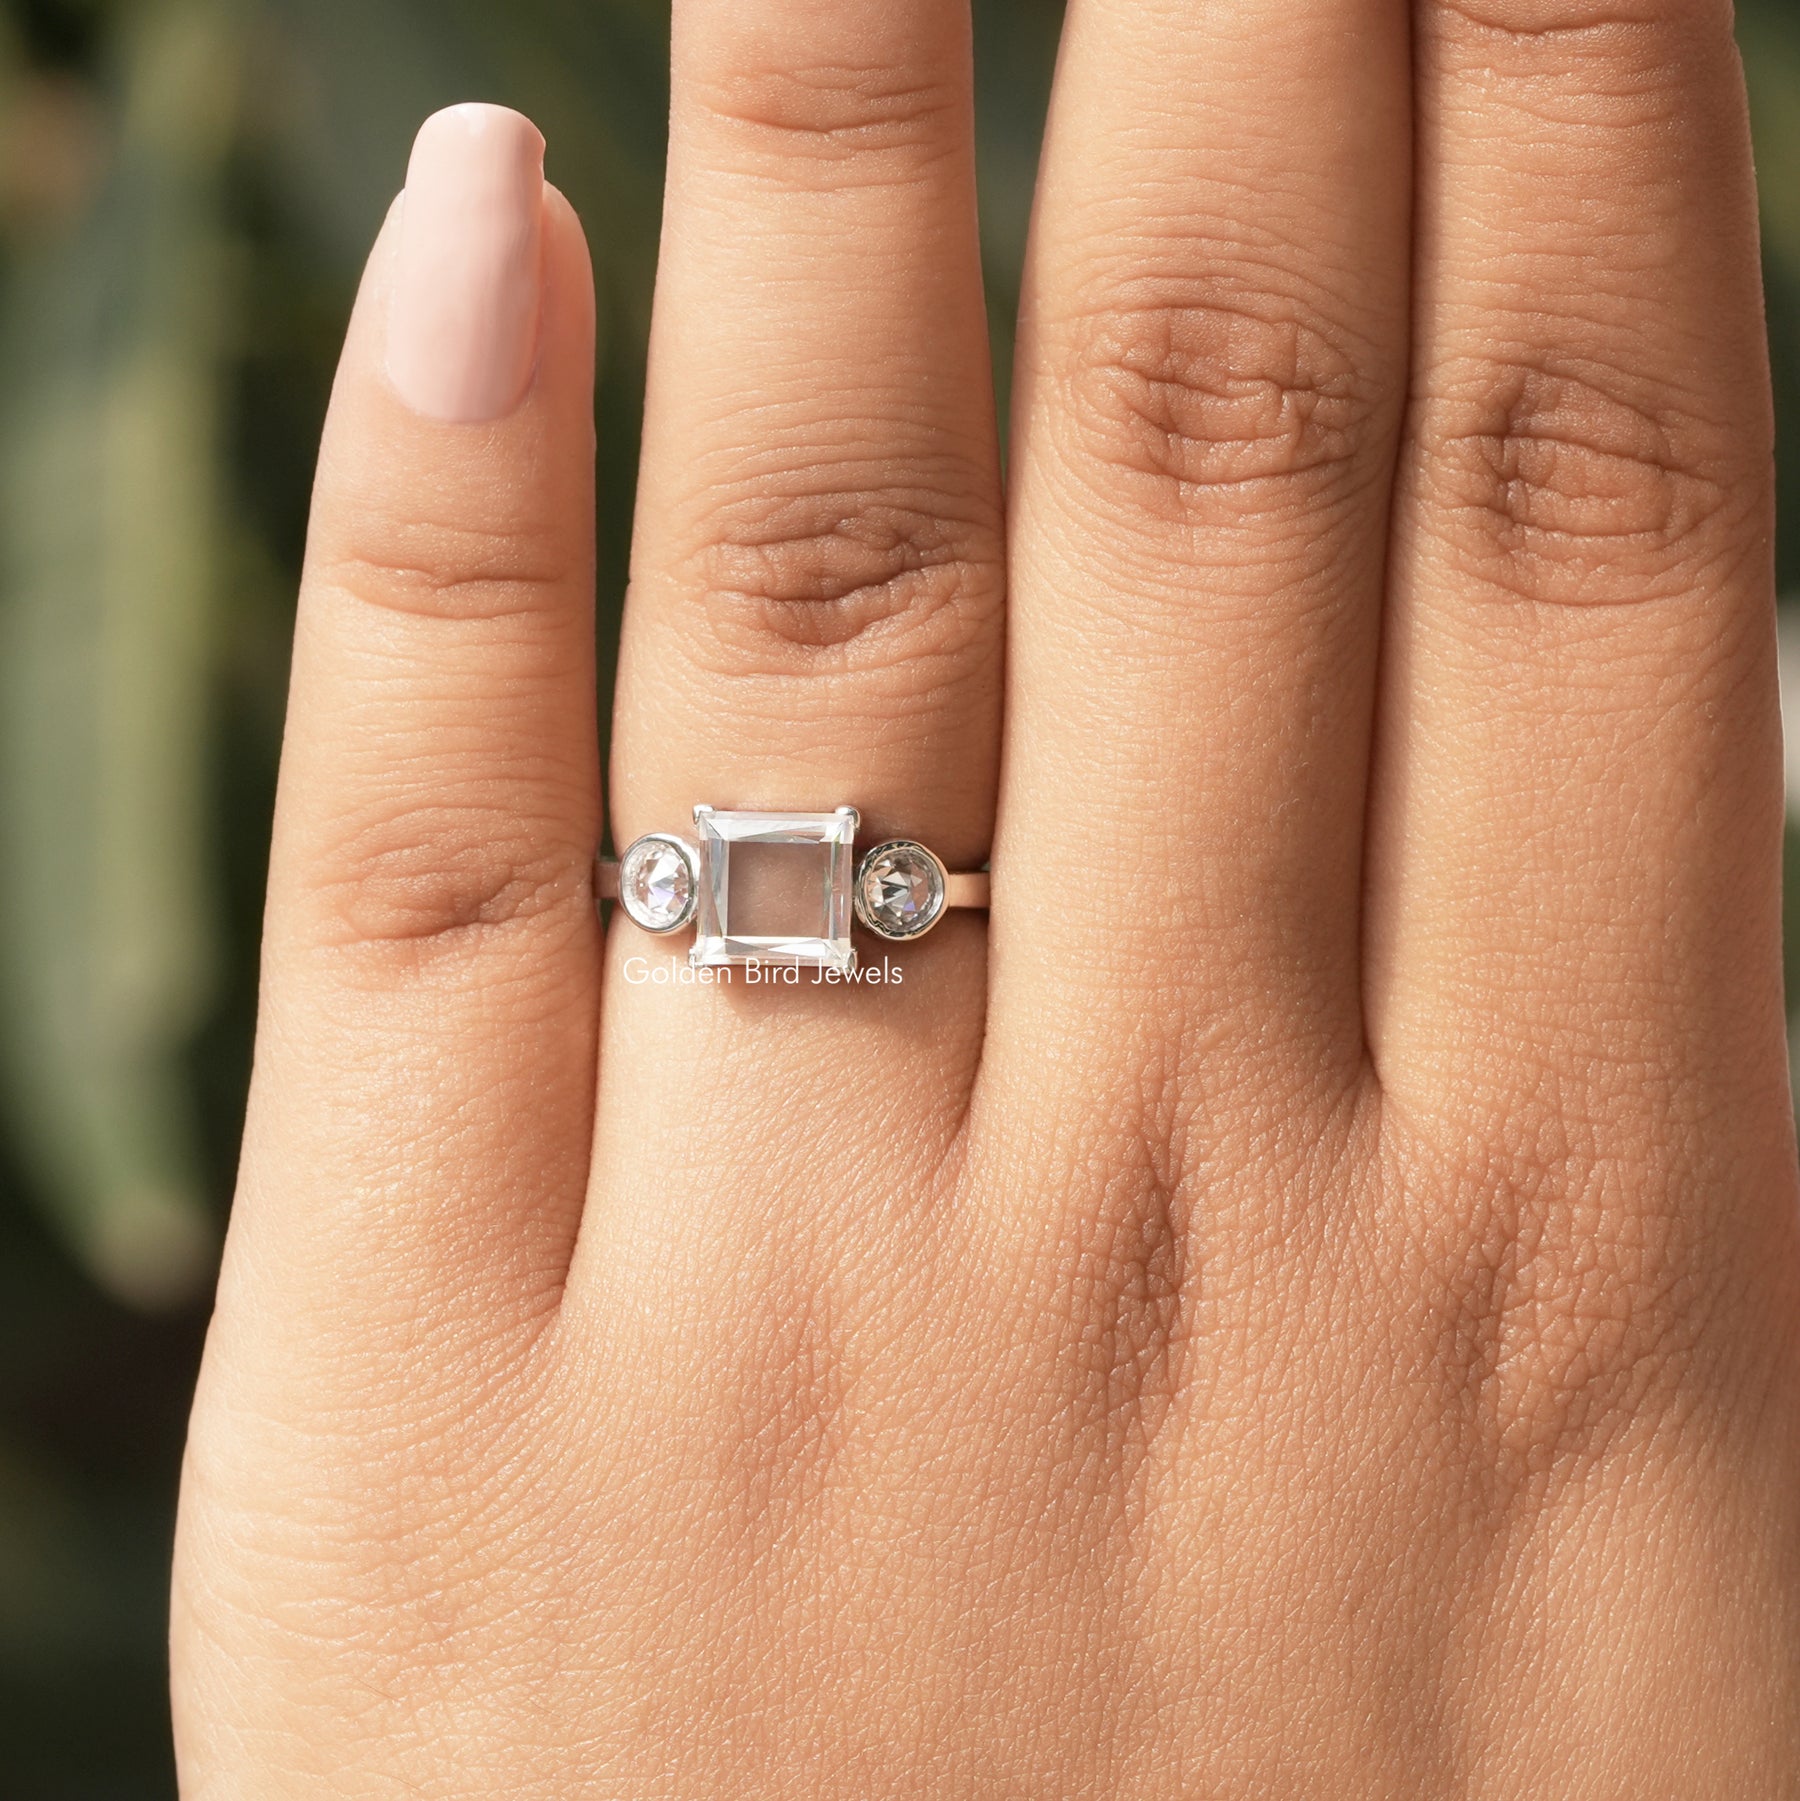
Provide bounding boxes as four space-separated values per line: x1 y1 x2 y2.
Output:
171 0 1800 1792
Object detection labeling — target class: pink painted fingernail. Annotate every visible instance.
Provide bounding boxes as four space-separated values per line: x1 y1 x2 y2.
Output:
386 104 546 421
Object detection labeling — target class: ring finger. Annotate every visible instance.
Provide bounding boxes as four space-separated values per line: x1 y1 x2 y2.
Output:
572 1 1002 1290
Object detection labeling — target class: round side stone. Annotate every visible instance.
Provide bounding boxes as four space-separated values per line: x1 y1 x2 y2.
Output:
618 833 698 933
855 840 947 941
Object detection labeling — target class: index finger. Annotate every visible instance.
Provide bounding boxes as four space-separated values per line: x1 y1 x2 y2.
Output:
218 108 602 1385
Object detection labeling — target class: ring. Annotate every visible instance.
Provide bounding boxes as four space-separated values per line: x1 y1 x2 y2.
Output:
596 806 990 973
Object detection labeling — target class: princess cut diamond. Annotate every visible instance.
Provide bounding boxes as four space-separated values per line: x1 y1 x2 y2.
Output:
691 807 858 971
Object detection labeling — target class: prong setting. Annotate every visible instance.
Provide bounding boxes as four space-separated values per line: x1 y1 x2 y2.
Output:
691 808 859 970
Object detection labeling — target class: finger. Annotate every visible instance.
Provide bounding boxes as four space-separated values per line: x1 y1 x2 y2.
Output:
613 0 1002 859
573 2 1001 1286
988 0 1411 1104
1367 0 1790 1161
218 107 600 1372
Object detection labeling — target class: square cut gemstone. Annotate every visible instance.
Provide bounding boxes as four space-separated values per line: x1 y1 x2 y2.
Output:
691 807 858 971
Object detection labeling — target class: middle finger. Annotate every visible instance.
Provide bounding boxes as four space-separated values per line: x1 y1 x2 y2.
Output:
990 0 1412 1127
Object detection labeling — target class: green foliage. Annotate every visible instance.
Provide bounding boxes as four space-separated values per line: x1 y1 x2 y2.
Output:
0 0 238 1313
1744 0 1800 595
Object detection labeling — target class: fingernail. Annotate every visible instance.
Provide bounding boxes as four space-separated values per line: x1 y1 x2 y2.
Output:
386 103 546 422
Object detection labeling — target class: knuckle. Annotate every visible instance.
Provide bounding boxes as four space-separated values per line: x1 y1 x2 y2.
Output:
1418 354 1758 606
1041 1063 1196 1478
313 513 574 624
1057 1166 1189 1467
1429 0 1719 48
695 60 960 166
1413 1138 1713 1496
712 1282 845 1549
1055 288 1383 526
678 473 999 675
304 792 593 959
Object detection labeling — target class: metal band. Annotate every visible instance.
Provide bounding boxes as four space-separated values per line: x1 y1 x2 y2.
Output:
596 856 989 908
943 870 990 910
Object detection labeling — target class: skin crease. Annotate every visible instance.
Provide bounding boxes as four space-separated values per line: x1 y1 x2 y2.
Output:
171 0 1800 1795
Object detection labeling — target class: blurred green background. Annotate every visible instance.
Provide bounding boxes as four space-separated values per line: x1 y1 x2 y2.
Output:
0 0 1795 1791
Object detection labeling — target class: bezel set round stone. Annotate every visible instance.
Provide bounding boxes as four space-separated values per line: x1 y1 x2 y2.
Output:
853 839 949 942
616 832 699 934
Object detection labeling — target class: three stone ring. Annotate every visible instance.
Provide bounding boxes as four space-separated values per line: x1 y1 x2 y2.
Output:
596 807 990 973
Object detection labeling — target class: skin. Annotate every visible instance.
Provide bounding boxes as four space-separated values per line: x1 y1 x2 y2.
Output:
171 0 1800 1793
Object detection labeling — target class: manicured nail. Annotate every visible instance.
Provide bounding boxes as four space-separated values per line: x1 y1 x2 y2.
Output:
386 103 546 421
